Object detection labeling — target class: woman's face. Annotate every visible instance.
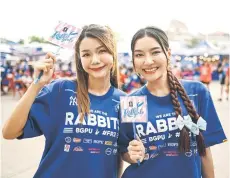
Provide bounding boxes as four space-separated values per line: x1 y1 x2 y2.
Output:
79 37 113 79
133 36 170 83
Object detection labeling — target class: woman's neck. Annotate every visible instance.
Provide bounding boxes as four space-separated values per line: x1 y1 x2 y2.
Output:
146 74 170 96
88 76 111 96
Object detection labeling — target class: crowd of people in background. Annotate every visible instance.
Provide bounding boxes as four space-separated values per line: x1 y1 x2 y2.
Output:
0 59 74 97
217 58 230 101
1 56 229 101
118 57 229 100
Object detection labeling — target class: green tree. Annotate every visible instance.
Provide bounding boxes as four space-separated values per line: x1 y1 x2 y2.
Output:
187 38 200 48
29 36 46 43
213 41 218 47
18 39 24 44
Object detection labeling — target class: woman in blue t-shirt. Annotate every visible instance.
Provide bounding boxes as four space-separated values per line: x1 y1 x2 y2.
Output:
2 24 125 178
119 26 227 178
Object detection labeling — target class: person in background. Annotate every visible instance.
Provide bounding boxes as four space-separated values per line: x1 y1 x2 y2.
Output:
217 57 229 101
224 66 229 100
200 62 212 90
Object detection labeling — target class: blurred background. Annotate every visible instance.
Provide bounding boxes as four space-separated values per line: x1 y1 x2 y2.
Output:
1 21 229 95
1 0 229 177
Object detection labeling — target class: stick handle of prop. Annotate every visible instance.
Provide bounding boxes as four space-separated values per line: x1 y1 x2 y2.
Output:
132 121 141 166
33 47 61 84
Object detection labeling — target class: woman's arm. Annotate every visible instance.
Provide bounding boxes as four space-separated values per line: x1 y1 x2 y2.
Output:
2 84 43 139
201 147 215 178
117 155 124 178
2 53 55 139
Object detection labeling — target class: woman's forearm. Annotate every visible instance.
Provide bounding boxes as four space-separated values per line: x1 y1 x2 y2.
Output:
117 155 124 178
2 83 43 139
201 147 215 178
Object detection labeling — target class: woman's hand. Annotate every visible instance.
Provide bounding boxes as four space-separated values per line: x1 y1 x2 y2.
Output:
33 52 56 87
127 135 145 163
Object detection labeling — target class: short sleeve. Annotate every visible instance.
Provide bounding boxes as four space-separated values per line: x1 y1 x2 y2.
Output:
198 83 227 147
17 86 52 139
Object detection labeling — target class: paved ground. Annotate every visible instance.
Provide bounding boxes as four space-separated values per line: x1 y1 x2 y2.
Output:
1 81 229 178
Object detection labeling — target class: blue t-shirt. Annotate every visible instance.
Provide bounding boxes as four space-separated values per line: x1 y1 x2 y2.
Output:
18 79 126 178
119 80 227 178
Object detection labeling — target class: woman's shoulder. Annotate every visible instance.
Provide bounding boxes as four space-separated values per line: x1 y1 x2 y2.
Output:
45 78 77 93
180 79 208 94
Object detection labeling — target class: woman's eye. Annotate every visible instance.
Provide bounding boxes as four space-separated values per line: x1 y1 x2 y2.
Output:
99 49 107 54
135 54 143 57
152 51 161 55
82 53 90 57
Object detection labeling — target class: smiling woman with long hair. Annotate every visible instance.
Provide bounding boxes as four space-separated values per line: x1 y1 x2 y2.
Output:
119 26 227 178
2 24 126 178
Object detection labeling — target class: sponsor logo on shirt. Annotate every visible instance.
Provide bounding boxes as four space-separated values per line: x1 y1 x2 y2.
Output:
175 132 180 137
83 138 92 144
112 99 120 112
149 145 157 150
93 140 104 144
194 149 198 155
115 104 119 112
104 141 113 146
88 148 100 154
64 144 70 152
185 150 193 157
191 141 197 147
95 129 100 135
105 148 112 155
168 143 178 147
150 153 159 159
223 139 228 143
164 150 179 156
69 96 77 106
158 143 167 150
113 149 117 155
73 146 84 152
149 135 166 142
63 128 73 133
76 128 93 134
113 142 117 147
73 138 81 143
102 130 118 138
65 137 72 143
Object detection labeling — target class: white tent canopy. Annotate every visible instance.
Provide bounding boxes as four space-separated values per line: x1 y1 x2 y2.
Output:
170 41 193 56
0 44 12 53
